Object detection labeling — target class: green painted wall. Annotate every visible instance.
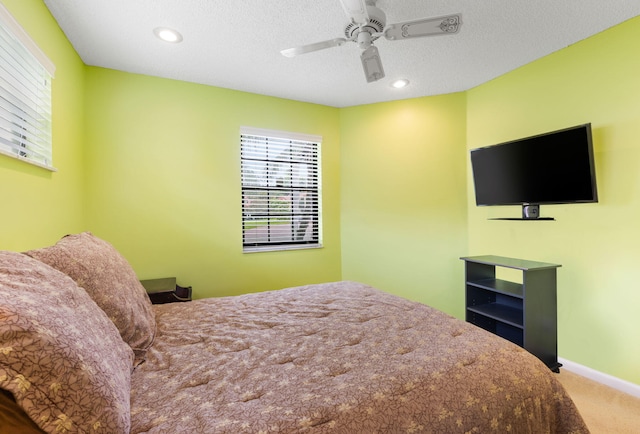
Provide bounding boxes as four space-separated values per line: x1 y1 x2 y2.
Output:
0 0 85 250
466 16 640 384
340 95 468 316
83 68 342 297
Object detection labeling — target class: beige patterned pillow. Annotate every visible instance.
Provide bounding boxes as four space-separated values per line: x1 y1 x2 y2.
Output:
25 232 156 365
0 251 133 434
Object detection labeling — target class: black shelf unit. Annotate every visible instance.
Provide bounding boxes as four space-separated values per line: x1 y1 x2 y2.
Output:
460 255 562 372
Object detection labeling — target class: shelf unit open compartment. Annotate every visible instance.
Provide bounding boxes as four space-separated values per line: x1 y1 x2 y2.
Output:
466 279 524 346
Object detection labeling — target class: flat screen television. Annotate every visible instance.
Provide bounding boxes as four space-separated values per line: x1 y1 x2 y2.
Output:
470 123 597 218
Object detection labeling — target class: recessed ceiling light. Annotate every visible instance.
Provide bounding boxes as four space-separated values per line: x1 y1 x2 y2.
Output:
391 79 410 89
153 27 183 43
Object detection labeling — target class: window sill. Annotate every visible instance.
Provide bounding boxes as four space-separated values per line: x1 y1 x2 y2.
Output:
0 149 57 172
243 244 323 254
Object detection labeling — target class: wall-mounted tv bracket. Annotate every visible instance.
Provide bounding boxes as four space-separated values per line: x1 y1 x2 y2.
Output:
489 204 555 221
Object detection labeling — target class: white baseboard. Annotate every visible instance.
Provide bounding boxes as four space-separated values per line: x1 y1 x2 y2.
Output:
559 357 640 399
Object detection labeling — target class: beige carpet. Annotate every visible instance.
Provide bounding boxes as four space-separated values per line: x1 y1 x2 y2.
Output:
557 370 640 434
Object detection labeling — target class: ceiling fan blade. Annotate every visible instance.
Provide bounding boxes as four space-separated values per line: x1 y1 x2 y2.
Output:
384 14 462 40
280 38 348 57
339 0 370 25
360 45 385 83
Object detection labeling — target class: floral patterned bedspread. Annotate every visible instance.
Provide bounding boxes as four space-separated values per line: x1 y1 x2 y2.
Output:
130 281 588 433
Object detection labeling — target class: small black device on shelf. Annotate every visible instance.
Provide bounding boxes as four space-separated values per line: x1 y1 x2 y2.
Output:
522 204 539 219
470 123 598 219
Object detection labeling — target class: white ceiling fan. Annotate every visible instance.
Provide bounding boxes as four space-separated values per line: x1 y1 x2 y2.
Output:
281 0 462 83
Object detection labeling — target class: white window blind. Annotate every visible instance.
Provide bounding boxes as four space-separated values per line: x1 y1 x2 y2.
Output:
241 127 322 252
0 3 55 170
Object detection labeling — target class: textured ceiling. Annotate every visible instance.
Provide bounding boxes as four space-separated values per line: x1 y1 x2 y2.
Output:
43 0 640 108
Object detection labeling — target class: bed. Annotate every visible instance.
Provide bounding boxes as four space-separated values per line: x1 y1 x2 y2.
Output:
1 232 589 433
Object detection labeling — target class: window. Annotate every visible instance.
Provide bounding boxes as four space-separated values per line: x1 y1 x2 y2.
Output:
241 127 322 252
0 3 55 170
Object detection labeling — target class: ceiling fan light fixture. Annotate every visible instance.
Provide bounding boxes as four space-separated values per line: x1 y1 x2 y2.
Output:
361 45 385 82
153 27 183 43
391 79 410 89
